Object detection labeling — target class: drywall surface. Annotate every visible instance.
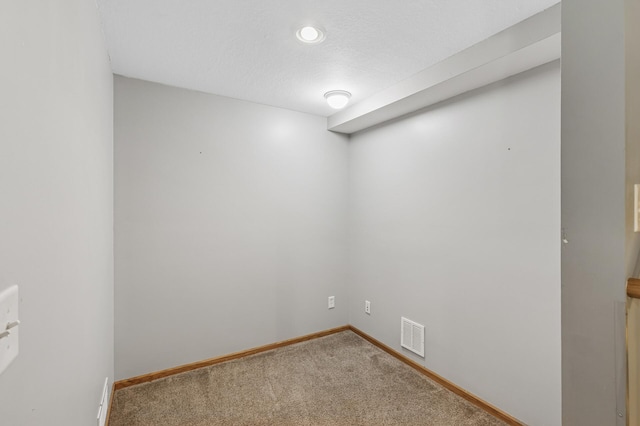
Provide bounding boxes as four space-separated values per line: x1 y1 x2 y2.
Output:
627 0 640 280
97 0 559 116
114 77 349 379
626 13 640 425
561 1 629 425
348 63 561 425
0 1 114 425
328 4 561 134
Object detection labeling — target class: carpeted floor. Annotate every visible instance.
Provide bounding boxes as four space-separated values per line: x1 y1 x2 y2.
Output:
109 331 507 425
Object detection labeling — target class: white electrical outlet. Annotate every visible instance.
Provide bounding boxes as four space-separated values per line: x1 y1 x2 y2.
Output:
365 300 371 315
328 296 335 309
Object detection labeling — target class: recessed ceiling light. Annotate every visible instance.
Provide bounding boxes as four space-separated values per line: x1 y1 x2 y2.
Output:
324 90 351 109
296 26 325 44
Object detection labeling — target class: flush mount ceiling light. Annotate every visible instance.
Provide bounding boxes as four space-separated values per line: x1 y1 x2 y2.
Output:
296 26 325 44
324 90 351 109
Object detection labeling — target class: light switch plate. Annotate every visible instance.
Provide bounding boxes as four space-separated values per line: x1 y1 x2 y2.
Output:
0 285 19 375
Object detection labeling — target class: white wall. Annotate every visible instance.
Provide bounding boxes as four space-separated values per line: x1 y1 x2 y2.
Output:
626 8 640 425
561 0 633 424
114 76 349 379
626 0 640 280
348 62 561 425
0 1 114 425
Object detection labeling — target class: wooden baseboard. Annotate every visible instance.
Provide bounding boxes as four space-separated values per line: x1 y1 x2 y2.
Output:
347 325 524 426
628 277 640 299
112 324 522 426
113 325 350 390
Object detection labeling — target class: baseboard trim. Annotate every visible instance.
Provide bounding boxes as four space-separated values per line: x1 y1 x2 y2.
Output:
628 277 640 299
113 325 350 390
347 325 524 426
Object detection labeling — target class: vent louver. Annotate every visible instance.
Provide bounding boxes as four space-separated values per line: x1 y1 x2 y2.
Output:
401 317 425 357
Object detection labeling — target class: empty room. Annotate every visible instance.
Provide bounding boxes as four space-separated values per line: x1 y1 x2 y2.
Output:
1 1 639 425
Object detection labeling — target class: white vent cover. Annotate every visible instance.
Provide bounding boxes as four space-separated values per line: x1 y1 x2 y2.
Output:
401 317 425 357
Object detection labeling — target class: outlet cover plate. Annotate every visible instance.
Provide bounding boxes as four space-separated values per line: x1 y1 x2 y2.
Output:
328 296 335 309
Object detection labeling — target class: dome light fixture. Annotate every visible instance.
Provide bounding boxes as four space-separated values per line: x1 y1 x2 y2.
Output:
324 90 351 109
296 26 325 44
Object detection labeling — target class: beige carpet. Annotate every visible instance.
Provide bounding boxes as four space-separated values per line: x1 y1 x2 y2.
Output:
109 331 507 426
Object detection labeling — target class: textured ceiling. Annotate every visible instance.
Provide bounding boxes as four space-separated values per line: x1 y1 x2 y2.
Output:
97 0 560 117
